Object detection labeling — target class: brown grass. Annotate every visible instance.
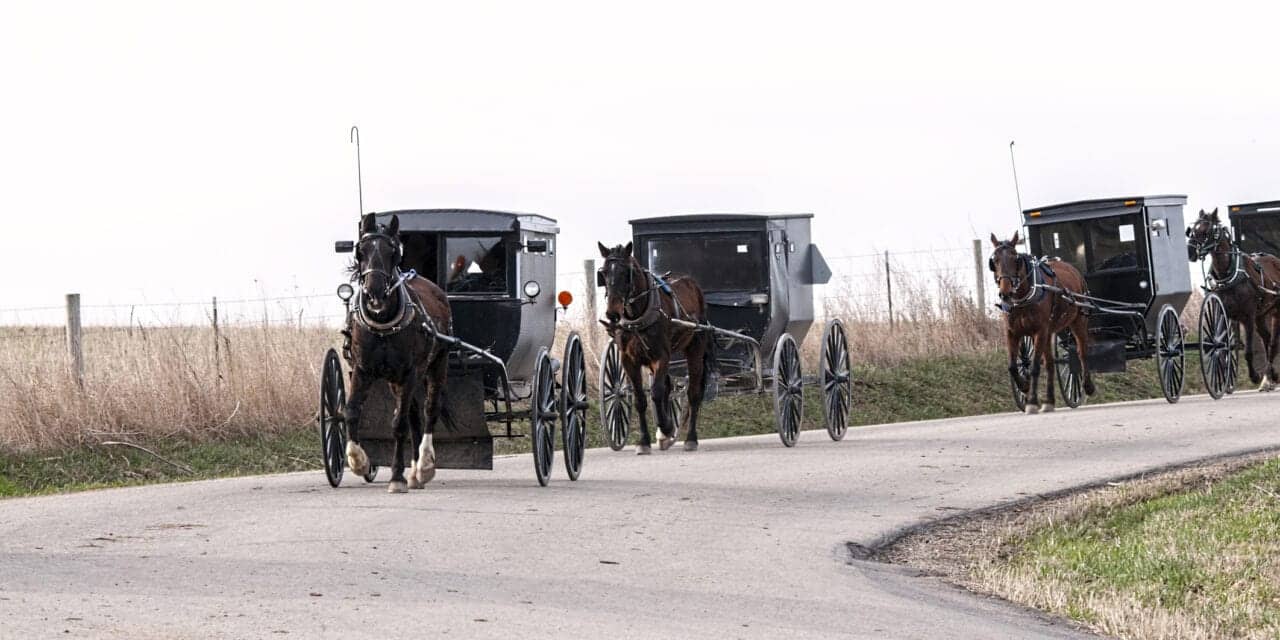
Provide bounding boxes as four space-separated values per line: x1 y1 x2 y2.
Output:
0 324 334 451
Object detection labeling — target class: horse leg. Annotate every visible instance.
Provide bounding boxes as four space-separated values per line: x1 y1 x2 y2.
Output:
413 354 446 485
344 369 371 476
406 392 425 490
1244 310 1264 386
1041 330 1057 412
683 340 706 452
1256 314 1277 392
625 359 652 455
1006 332 1028 395
652 361 677 451
1266 313 1280 391
1025 331 1044 414
388 379 414 494
1072 315 1095 397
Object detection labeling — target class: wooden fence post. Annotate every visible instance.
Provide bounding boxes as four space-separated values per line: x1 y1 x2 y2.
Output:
66 293 84 388
212 296 222 386
972 239 985 311
583 259 598 349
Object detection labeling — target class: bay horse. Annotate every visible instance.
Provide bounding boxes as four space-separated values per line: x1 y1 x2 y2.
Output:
1186 208 1280 391
344 213 453 493
597 241 714 453
990 231 1094 413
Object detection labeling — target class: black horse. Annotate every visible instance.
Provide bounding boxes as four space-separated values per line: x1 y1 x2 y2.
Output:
597 241 715 453
1187 208 1280 391
345 213 453 492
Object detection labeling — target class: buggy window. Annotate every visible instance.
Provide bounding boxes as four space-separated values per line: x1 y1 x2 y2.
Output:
647 234 766 291
1236 217 1280 255
1090 218 1139 271
445 236 507 294
1032 223 1087 275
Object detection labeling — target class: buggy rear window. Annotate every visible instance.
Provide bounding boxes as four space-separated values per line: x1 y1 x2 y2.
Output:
646 234 766 291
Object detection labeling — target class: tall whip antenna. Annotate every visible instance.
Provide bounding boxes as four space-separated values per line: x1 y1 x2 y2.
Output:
1008 140 1023 215
350 125 363 216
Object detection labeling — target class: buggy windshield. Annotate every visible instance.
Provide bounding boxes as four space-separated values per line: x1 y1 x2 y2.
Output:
646 234 767 291
1235 217 1280 256
445 235 508 294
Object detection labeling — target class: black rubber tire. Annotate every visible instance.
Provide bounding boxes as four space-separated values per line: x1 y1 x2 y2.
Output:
1011 335 1035 412
599 338 632 451
772 334 803 447
1053 331 1083 409
1199 293 1232 400
531 349 557 486
821 319 852 441
560 333 588 481
1156 305 1185 404
319 348 346 488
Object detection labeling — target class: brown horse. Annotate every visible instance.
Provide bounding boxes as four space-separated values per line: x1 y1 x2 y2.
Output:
345 213 453 493
1187 208 1280 390
597 241 715 453
990 231 1094 413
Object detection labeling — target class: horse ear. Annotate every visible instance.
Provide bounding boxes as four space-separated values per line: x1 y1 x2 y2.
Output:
1210 208 1220 222
598 242 611 259
623 241 633 258
990 233 1000 247
387 215 399 236
1011 230 1021 246
360 213 377 234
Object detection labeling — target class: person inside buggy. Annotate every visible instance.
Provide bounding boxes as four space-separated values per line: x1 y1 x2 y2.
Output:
446 236 507 294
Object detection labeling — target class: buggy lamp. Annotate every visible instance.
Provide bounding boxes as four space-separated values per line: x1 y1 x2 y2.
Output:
523 280 542 299
558 291 574 309
750 293 769 305
336 283 355 302
1139 280 1149 289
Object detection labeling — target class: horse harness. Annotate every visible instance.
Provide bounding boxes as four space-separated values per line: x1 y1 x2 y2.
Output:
599 257 693 333
991 244 1058 313
349 230 440 339
1193 222 1280 297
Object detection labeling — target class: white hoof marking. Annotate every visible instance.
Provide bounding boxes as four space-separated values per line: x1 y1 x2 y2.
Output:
1025 404 1040 415
413 434 437 485
1041 403 1055 413
388 480 408 494
346 441 369 476
407 475 424 490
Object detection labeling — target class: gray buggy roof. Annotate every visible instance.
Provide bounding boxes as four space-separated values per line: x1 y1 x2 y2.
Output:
374 209 559 235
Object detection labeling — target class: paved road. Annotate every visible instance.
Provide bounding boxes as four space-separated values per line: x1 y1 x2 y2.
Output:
3 392 1279 639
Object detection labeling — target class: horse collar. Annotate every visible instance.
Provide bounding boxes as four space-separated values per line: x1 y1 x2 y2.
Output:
354 278 418 336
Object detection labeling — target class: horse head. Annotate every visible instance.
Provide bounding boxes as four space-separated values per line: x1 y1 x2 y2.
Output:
597 241 642 324
1186 208 1227 262
989 231 1031 304
353 213 404 317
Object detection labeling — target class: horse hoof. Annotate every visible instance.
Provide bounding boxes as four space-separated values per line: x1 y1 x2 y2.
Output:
1041 403 1055 413
345 442 369 476
388 480 408 494
1025 404 1040 415
637 445 652 456
407 475 424 490
659 437 675 451
1084 381 1097 396
416 465 436 485
683 441 698 452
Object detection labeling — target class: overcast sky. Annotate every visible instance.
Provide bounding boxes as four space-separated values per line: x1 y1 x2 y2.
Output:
2 1 1277 318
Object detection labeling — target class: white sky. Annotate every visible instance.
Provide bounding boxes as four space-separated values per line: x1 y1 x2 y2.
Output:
2 0 1277 317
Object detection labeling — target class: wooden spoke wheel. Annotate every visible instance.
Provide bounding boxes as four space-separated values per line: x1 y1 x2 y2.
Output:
1199 293 1232 400
1053 331 1084 409
318 348 347 488
821 319 852 441
599 338 633 451
560 333 588 481
772 333 803 448
531 349 557 486
1011 335 1035 412
1156 304 1185 404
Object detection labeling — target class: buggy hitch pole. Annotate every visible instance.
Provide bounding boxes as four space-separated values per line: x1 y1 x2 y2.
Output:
350 126 363 216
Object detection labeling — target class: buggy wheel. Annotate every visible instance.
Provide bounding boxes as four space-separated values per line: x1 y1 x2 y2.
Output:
821 319 852 441
772 333 803 448
318 348 346 488
1226 324 1240 394
362 466 378 483
1053 331 1083 409
1011 335 1035 412
1156 305 1185 404
1199 293 1232 400
599 338 632 451
531 349 557 487
560 332 588 481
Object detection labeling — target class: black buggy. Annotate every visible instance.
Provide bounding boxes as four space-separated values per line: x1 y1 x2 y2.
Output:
319 209 588 487
597 213 850 448
1019 195 1235 407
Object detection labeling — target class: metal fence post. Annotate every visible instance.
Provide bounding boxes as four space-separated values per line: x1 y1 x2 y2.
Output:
66 293 84 388
972 239 985 310
884 250 894 329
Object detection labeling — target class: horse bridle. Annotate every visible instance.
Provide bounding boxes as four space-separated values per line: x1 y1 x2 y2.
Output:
598 256 651 310
355 232 405 297
1186 220 1230 261
989 243 1031 292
